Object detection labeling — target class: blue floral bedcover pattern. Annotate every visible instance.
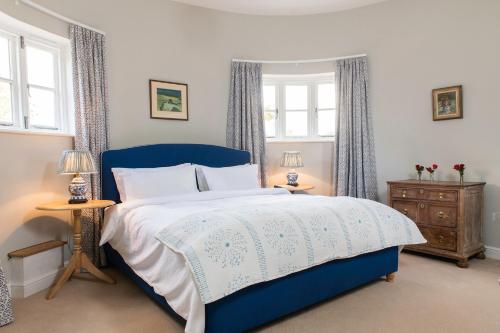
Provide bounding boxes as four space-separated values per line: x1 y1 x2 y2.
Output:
156 196 426 304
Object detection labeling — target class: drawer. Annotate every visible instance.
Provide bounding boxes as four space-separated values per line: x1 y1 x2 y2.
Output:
393 200 418 221
420 226 457 252
424 190 458 203
392 187 423 200
427 204 457 228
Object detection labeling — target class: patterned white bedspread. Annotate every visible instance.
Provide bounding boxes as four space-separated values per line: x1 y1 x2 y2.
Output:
156 194 425 304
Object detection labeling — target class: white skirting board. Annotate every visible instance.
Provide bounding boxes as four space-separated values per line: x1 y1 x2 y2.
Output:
485 246 500 261
7 246 67 298
8 262 67 298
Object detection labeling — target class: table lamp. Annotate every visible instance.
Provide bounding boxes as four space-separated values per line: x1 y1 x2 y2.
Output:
280 151 304 186
58 150 96 204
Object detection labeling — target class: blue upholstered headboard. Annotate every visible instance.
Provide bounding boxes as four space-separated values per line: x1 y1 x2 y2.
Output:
101 144 251 203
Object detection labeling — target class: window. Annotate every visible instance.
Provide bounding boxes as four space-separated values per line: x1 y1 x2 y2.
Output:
0 24 72 134
263 74 335 141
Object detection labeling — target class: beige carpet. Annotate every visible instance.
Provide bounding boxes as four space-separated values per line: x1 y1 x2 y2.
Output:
4 253 500 333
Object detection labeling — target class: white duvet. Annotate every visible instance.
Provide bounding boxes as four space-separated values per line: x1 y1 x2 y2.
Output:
101 189 425 333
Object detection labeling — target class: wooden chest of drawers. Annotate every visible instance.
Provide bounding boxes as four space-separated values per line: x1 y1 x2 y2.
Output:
387 180 486 267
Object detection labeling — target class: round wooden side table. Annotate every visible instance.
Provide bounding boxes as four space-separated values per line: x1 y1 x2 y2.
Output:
36 199 115 299
274 184 315 193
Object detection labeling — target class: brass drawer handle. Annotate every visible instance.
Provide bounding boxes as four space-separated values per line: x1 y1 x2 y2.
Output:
403 209 408 215
438 235 445 242
402 190 407 198
437 211 449 219
420 203 425 209
439 192 444 199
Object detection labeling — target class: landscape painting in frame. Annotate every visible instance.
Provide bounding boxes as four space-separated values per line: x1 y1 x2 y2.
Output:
432 85 462 121
150 80 188 120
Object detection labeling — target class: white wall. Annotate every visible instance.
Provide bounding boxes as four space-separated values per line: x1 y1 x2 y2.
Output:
0 0 73 283
0 132 73 281
0 0 499 281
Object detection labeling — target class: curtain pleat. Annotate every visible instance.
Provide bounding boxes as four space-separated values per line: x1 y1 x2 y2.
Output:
333 57 378 200
226 62 266 185
0 262 14 327
70 24 109 266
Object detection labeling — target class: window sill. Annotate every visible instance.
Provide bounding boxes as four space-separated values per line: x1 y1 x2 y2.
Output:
266 137 334 144
0 127 75 138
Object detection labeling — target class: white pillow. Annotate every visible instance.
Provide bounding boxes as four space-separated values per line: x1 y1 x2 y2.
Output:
196 164 260 191
112 164 197 202
194 164 244 191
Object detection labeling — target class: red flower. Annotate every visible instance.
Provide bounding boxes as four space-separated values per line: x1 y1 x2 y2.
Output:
426 167 433 173
453 164 465 171
460 164 465 169
453 164 459 170
432 164 438 169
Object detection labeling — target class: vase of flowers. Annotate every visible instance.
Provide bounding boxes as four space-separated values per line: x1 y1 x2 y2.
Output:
426 164 438 181
453 163 465 184
415 164 424 181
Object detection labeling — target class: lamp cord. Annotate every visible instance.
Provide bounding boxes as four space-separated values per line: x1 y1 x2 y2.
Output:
65 216 73 258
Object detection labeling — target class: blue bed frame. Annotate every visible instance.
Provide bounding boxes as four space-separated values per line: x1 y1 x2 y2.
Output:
101 144 398 333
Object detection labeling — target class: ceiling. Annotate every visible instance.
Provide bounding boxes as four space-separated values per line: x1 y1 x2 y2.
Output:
171 0 388 16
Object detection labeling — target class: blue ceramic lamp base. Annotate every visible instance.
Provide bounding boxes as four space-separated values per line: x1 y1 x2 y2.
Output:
286 170 299 186
68 175 88 204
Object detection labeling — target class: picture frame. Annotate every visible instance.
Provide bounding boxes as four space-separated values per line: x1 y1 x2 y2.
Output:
150 79 189 121
432 85 462 121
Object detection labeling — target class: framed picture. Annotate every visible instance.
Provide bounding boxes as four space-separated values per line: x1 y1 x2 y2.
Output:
432 85 462 121
150 80 188 120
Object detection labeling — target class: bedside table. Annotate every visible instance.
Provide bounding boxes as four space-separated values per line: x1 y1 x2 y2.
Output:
274 184 314 193
36 200 116 299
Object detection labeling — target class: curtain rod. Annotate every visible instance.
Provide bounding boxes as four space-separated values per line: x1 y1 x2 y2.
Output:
232 53 367 64
18 0 106 35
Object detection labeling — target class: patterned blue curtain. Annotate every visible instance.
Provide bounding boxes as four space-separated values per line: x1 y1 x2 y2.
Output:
333 57 378 200
0 263 14 327
70 24 109 265
226 62 266 185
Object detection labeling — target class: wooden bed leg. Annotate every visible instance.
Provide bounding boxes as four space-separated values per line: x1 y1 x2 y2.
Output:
385 272 396 282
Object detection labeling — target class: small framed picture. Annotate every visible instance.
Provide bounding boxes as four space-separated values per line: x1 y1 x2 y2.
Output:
150 80 188 120
432 85 462 121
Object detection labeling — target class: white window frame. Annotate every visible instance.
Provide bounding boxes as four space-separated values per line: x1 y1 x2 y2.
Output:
0 29 20 128
263 73 335 142
0 15 73 136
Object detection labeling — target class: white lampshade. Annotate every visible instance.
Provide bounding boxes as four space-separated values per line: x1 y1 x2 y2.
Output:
280 151 304 168
58 150 97 175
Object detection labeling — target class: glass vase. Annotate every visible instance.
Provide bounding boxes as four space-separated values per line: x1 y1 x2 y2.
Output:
429 173 434 182
417 172 422 182
460 173 464 184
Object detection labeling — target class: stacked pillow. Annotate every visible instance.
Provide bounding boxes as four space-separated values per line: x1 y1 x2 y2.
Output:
195 164 259 191
112 163 260 202
112 164 197 202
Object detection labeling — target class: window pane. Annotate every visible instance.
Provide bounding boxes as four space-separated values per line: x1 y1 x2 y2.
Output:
264 110 276 137
318 110 335 136
317 83 335 109
0 81 13 123
26 46 55 88
263 85 276 110
285 85 307 110
0 36 11 79
286 111 307 136
29 87 56 128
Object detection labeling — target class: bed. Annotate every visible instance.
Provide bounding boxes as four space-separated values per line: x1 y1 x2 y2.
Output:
100 144 424 333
